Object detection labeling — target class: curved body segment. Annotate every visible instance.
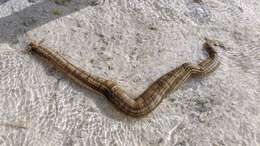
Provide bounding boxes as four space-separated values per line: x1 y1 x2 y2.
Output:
29 39 220 117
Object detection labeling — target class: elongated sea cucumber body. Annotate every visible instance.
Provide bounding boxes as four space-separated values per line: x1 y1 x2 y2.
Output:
29 39 220 117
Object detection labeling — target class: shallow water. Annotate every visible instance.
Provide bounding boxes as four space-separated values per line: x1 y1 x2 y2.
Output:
0 0 259 146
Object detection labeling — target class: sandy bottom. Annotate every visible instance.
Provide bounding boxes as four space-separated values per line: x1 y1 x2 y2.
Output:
0 0 259 145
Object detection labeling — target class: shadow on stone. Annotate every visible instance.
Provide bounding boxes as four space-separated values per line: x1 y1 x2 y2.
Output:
0 0 101 43
0 0 8 5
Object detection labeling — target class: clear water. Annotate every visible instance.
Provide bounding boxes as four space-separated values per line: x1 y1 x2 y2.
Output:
0 0 259 145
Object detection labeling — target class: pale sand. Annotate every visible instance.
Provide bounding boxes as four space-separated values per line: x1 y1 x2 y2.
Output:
0 0 259 145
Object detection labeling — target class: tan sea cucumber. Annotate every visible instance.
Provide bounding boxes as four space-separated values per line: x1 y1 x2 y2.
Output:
29 39 220 117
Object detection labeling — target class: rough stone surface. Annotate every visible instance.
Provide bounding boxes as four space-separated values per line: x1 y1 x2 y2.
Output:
0 0 260 146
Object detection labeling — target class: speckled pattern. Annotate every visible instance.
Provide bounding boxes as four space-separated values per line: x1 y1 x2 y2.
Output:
0 0 260 146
